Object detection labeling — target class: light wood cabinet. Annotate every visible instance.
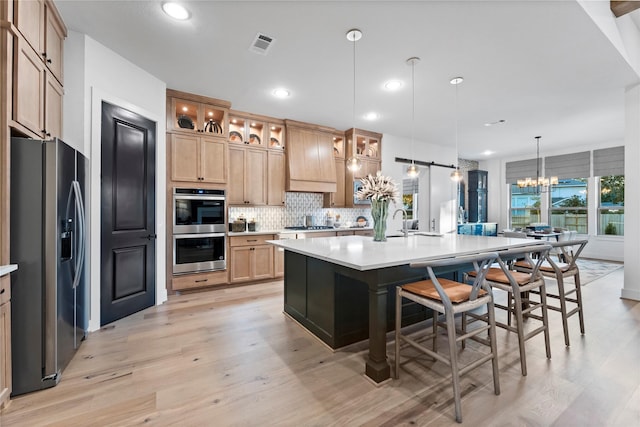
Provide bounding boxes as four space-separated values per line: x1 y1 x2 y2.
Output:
324 158 346 208
285 121 337 193
228 145 267 206
228 111 285 150
267 151 285 206
14 0 64 81
229 235 274 283
167 90 229 137
172 270 228 291
345 128 382 207
170 133 227 184
13 27 63 139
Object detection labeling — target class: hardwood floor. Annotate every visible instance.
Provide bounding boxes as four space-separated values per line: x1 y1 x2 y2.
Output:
1 267 638 426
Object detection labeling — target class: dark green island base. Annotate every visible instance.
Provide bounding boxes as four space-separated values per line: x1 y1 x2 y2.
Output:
284 250 440 383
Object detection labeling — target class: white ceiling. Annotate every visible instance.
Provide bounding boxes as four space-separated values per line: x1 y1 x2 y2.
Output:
55 0 640 160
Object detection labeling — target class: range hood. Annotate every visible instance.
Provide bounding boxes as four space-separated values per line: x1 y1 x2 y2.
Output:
284 120 337 193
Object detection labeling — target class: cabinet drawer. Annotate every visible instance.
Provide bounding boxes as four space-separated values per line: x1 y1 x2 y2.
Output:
229 234 274 247
172 270 228 291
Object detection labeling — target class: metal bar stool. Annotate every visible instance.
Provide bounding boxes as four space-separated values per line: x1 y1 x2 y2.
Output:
394 252 500 423
514 239 588 346
465 244 552 376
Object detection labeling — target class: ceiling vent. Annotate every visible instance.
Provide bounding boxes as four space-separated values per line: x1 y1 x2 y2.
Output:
249 33 275 55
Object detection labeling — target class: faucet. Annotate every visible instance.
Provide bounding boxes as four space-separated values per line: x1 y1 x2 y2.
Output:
393 208 408 237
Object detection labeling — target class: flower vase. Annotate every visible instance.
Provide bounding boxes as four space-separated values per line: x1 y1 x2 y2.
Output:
371 198 389 242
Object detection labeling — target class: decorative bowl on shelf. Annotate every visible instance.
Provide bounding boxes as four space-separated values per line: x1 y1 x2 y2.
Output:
249 134 261 144
270 137 280 148
229 131 243 143
177 115 194 129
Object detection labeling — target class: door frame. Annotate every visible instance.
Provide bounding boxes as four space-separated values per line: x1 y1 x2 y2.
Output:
88 88 167 332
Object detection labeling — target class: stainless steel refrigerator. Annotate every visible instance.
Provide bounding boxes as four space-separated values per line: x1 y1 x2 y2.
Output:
10 137 87 396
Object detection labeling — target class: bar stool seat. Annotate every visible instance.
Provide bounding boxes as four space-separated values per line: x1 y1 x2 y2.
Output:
514 239 588 346
394 252 500 423
466 244 552 376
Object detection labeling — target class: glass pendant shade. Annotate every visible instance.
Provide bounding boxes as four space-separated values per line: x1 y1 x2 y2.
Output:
346 156 362 172
406 163 420 178
450 168 463 182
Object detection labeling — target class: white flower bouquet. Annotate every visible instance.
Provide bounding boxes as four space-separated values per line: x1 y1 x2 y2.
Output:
356 171 399 203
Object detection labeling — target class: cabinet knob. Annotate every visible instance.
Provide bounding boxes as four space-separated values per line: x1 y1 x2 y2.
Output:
47 59 52 64
0 288 5 294
41 52 47 58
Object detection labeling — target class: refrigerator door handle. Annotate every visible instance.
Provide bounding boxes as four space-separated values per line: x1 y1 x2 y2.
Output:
71 181 86 289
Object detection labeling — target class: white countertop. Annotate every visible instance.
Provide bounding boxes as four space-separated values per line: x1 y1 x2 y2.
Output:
268 234 542 271
0 264 18 277
229 227 372 237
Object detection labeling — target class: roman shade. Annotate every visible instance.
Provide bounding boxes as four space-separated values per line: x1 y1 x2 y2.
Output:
403 178 419 194
593 146 624 176
505 158 538 184
545 151 590 179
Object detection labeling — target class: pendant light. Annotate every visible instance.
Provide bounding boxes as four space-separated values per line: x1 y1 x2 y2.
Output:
450 76 464 182
346 29 362 172
516 136 558 192
406 57 420 178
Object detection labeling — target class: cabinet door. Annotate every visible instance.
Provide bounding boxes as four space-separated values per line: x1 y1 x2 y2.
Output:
44 4 65 83
274 247 284 278
228 146 246 204
245 148 267 205
15 0 44 55
267 151 285 206
45 72 63 139
170 134 200 182
230 246 252 283
14 37 45 137
200 138 227 184
333 158 346 206
0 302 11 407
252 246 274 280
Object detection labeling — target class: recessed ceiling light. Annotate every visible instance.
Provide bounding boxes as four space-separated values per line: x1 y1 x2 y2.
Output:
363 112 379 121
384 80 403 91
484 119 507 127
450 77 464 85
272 88 290 98
162 2 190 20
482 150 494 156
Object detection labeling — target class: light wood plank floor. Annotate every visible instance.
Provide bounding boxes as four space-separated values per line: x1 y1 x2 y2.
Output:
1 267 638 426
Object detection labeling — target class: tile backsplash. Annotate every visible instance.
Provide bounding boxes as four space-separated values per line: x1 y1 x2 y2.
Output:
229 193 372 231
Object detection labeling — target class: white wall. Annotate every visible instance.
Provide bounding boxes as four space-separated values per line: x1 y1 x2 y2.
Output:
479 139 625 262
623 84 640 300
381 134 458 234
64 32 167 332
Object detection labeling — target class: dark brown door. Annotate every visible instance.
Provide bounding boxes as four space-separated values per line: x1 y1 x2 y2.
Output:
101 101 156 325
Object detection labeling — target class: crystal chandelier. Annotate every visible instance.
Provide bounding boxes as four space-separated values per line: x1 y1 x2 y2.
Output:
517 136 558 191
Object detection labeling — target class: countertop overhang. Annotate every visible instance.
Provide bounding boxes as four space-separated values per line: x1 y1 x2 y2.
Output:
0 264 18 277
268 234 543 271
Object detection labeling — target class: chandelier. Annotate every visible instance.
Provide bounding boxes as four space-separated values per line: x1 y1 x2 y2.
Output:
517 136 558 190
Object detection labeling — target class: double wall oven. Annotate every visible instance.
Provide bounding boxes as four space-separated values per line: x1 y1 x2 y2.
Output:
173 188 226 274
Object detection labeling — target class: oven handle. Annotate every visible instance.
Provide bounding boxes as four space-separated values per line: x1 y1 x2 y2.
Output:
173 195 226 201
174 232 226 239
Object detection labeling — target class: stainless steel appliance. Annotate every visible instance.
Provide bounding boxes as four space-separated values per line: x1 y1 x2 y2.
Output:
173 233 226 274
173 188 225 234
353 180 371 205
10 137 87 396
173 188 226 274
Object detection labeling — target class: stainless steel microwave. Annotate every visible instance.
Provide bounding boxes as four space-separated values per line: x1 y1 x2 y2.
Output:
173 188 226 234
353 180 371 205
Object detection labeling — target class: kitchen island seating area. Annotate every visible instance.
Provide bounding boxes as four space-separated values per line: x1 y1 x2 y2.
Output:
394 252 501 424
514 239 589 346
463 244 553 377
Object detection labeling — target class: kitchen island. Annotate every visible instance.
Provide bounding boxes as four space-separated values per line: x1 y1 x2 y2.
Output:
269 233 543 383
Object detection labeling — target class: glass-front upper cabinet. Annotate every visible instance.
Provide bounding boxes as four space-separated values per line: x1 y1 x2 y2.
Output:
167 90 230 136
268 123 285 149
345 128 382 160
229 111 284 149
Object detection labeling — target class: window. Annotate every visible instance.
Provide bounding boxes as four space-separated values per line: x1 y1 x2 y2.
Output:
510 184 540 229
598 175 624 235
549 178 588 234
402 178 418 220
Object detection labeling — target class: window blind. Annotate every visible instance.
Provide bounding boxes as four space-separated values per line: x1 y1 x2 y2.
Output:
593 146 624 176
505 158 538 184
545 151 590 179
403 178 419 194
